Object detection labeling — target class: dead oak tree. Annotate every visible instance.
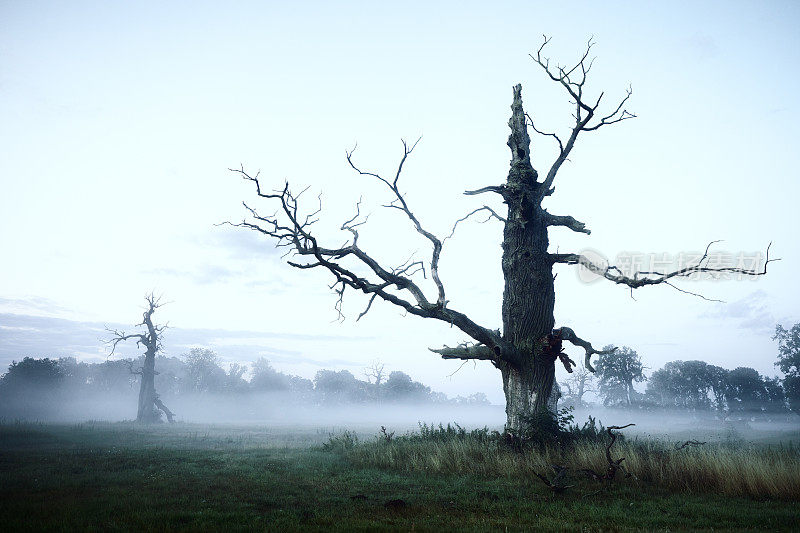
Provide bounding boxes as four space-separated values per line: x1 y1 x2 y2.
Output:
228 38 776 435
107 294 175 423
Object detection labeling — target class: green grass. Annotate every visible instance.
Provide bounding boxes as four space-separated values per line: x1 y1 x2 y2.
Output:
1 422 798 531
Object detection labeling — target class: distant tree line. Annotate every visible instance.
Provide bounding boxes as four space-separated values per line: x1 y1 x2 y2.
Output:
0 348 490 413
561 322 800 417
4 321 797 419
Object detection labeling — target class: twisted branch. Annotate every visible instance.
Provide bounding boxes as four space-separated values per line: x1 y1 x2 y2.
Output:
227 149 504 357
557 327 616 373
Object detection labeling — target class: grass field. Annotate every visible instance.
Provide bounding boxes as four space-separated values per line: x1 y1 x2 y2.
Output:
1 421 799 531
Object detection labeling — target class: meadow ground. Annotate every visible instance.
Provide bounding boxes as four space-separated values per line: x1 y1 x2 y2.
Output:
0 420 798 531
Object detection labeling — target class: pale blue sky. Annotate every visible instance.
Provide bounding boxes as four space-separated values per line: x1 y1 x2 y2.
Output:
1 1 798 402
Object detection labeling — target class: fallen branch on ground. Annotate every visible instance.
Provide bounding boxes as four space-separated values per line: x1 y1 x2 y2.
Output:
581 424 635 482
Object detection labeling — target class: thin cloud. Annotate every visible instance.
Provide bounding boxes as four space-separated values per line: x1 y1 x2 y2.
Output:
197 226 282 261
700 290 775 334
142 226 290 289
142 264 240 285
0 296 73 317
265 354 363 367
0 312 374 374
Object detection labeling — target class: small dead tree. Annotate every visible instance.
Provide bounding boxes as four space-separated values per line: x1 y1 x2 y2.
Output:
107 294 175 423
364 359 386 402
563 362 595 407
364 359 386 386
228 37 776 435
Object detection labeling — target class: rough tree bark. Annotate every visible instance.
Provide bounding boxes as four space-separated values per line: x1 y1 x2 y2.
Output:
228 38 776 436
107 294 175 423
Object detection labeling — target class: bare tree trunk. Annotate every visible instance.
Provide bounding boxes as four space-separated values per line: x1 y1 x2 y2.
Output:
499 84 558 434
501 361 560 434
136 349 161 423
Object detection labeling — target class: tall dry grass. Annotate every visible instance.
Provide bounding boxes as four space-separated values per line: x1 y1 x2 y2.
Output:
332 426 800 500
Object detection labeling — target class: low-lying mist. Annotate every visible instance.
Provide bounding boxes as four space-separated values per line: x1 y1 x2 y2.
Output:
0 388 502 430
565 407 800 444
2 388 798 445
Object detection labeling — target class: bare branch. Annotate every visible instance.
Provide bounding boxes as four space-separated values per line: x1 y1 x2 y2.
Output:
543 210 590 234
444 206 506 243
557 326 616 373
230 164 504 355
583 423 636 483
552 242 779 300
393 259 425 279
605 424 635 478
582 86 636 131
347 139 448 307
340 196 370 246
525 112 564 154
464 185 506 197
105 329 146 357
356 292 380 322
429 343 498 362
664 281 723 303
529 36 636 199
535 465 574 493
675 440 706 450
